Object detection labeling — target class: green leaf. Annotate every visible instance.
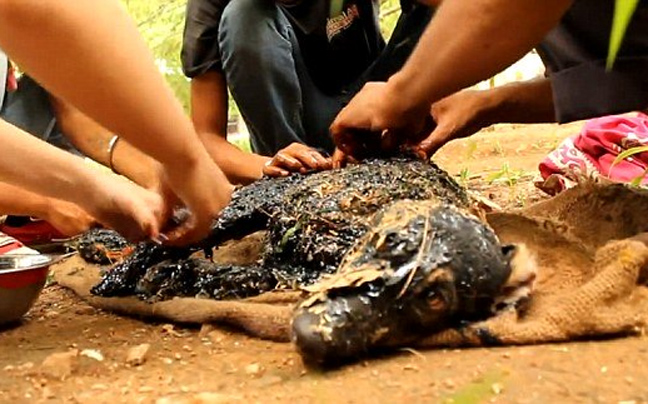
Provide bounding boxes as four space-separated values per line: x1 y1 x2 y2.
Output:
606 0 640 70
630 168 648 187
610 145 648 186
611 145 648 168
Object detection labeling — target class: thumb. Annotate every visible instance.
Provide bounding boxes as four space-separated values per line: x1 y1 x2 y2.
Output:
332 148 348 169
162 213 212 246
417 124 454 158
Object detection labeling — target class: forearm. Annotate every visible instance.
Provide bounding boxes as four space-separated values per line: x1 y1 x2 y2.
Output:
0 181 51 218
50 96 160 189
388 0 572 114
480 77 556 125
0 120 99 207
189 72 268 185
0 0 205 169
199 133 269 185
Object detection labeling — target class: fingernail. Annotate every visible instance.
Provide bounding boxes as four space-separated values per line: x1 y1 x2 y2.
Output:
151 236 163 245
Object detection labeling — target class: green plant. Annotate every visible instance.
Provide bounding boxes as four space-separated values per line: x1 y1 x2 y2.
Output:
607 0 640 70
458 167 471 186
442 372 505 404
465 139 479 159
486 163 527 187
379 0 401 39
492 141 504 156
610 145 648 187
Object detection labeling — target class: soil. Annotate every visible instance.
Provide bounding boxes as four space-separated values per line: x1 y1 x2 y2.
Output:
2 122 648 404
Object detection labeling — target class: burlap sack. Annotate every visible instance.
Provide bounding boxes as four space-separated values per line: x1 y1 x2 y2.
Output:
53 182 648 347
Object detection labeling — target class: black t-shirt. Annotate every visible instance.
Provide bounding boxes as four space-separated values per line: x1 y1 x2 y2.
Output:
182 0 391 93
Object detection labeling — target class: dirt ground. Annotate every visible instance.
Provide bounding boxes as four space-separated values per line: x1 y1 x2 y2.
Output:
2 122 648 404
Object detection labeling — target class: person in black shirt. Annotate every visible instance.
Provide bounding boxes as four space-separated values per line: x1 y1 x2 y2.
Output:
329 0 648 161
182 0 437 184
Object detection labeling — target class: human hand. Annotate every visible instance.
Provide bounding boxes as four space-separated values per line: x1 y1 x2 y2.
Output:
44 199 97 237
415 89 495 157
82 173 166 242
329 81 431 162
263 143 332 177
331 148 361 169
158 151 234 246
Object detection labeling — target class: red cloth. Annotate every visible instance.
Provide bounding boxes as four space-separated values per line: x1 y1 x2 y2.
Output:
6 61 17 92
0 218 68 246
537 113 648 195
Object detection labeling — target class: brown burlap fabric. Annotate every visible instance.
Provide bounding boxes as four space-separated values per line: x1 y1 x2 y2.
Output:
53 182 648 347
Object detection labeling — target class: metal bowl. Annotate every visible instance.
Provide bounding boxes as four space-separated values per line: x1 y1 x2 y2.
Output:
0 253 72 325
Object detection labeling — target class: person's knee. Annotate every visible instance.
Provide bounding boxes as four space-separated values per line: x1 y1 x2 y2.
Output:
219 0 290 63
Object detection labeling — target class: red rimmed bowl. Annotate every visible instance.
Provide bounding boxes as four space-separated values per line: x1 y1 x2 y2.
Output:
0 254 71 325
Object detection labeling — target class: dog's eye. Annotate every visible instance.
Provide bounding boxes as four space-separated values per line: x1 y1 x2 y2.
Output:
426 290 446 311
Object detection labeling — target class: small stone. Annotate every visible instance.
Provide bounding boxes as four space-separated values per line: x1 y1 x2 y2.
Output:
40 350 79 379
17 362 34 372
41 387 55 400
161 324 182 337
600 366 608 373
245 363 263 377
207 331 225 344
80 349 104 362
126 344 151 366
443 379 455 389
74 306 95 315
44 311 59 319
3 365 15 372
91 384 109 391
252 375 283 388
156 392 239 404
403 364 419 371
491 383 504 395
198 324 215 338
138 386 154 393
174 353 182 360
161 358 174 365
625 376 634 384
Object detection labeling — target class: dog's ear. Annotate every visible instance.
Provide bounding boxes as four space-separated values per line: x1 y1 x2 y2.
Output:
501 244 516 261
492 243 537 313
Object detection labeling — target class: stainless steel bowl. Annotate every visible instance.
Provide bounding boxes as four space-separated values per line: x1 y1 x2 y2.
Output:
0 253 73 325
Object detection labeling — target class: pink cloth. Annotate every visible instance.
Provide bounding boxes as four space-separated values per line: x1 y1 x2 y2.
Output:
537 113 648 195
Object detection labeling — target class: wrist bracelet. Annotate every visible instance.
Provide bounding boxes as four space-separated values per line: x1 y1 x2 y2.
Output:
107 135 120 173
